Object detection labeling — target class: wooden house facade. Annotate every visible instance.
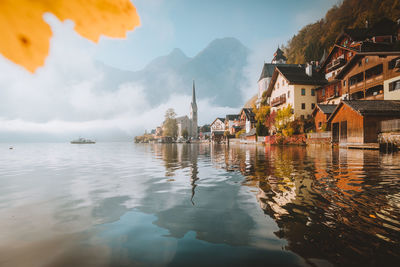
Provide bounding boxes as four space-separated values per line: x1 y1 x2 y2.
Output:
335 52 400 101
317 18 400 104
210 118 226 143
327 100 400 145
312 104 337 132
239 108 256 134
225 114 241 135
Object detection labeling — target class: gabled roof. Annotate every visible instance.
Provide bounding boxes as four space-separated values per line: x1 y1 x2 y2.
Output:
277 65 326 84
327 100 400 122
266 65 327 98
226 114 240 121
341 28 369 42
359 41 397 52
312 104 337 117
258 63 299 81
367 18 397 37
240 108 256 122
210 117 226 126
319 44 358 71
336 18 397 44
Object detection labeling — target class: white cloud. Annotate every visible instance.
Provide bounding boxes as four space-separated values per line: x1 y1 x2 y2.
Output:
0 14 237 141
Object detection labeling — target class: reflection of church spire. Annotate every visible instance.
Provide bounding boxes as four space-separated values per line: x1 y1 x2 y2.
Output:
190 145 199 205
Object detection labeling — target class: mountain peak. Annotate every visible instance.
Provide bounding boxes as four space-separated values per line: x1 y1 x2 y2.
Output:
169 48 187 58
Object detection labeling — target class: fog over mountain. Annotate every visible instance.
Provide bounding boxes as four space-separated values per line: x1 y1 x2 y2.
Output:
96 37 250 107
0 18 252 142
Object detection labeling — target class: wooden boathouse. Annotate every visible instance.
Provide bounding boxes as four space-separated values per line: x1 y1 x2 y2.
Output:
327 100 400 148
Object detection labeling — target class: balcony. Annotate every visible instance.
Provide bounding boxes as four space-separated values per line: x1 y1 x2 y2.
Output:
326 58 345 72
271 95 286 107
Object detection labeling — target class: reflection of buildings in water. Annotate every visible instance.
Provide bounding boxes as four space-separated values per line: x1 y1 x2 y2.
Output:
158 144 200 205
222 145 400 265
189 145 199 205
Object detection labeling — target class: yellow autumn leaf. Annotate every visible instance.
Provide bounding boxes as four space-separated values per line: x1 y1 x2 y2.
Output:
0 0 140 73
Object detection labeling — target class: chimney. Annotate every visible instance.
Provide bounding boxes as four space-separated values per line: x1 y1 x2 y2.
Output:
365 19 369 29
306 63 313 77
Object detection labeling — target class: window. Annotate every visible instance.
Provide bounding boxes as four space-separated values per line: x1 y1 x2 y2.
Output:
343 80 346 87
311 89 315 96
349 72 364 85
389 79 400 92
322 88 326 97
365 64 383 79
334 85 339 97
366 85 383 97
311 103 315 110
301 88 306 96
301 103 306 109
388 57 400 69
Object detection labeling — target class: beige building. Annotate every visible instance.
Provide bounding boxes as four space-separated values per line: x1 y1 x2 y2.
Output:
384 76 400 100
176 116 190 138
265 64 327 119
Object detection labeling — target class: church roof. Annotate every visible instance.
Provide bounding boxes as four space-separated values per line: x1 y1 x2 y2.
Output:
272 47 287 62
258 63 299 81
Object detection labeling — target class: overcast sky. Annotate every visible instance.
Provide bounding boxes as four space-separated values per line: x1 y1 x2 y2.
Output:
0 0 337 142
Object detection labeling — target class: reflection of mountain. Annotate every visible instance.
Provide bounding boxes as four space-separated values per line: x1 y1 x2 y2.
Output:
137 144 256 247
218 145 400 266
96 37 249 107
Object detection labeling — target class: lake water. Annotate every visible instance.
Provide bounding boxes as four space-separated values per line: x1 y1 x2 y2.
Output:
0 143 399 266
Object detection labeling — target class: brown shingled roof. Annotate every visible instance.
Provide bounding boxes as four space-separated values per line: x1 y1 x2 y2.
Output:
327 100 400 122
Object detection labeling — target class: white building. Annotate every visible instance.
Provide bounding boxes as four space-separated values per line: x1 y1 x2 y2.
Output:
256 48 299 108
266 64 327 119
176 116 190 138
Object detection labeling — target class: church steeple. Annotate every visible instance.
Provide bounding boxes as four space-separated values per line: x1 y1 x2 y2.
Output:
192 80 197 108
190 80 198 139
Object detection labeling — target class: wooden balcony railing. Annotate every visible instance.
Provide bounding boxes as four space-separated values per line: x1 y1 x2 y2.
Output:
271 95 286 107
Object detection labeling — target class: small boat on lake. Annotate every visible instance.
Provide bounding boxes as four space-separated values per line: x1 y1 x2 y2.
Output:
70 138 96 144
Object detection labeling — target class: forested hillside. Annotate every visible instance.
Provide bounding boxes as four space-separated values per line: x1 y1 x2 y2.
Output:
284 0 400 63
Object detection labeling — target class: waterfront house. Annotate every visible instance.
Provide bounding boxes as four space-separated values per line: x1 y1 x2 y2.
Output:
383 58 400 100
317 18 400 104
265 64 327 119
256 48 300 108
239 108 256 134
312 104 337 132
210 117 226 143
327 100 400 146
225 114 241 135
335 51 400 100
